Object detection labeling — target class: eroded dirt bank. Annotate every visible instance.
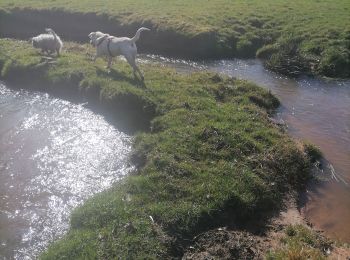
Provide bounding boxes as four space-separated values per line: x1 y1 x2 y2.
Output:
0 8 221 59
183 195 350 259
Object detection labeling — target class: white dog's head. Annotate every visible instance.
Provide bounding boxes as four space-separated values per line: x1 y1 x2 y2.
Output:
45 28 54 34
88 31 108 46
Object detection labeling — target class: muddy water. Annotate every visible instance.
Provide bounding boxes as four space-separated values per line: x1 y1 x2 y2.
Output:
0 83 132 259
141 56 350 242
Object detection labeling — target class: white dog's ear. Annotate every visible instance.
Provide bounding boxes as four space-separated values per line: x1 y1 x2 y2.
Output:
88 32 94 39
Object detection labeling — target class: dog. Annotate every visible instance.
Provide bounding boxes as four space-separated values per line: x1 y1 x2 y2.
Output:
88 27 150 80
31 28 63 56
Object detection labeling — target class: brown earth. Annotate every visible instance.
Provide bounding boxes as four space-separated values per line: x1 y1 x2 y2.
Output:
182 194 350 259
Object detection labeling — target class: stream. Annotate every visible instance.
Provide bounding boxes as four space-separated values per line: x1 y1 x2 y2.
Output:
0 83 132 259
141 55 350 242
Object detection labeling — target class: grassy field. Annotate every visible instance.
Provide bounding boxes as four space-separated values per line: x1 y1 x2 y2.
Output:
0 39 316 258
0 0 349 77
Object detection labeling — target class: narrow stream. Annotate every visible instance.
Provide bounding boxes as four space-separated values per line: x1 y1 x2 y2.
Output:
0 83 132 259
0 56 349 259
140 55 350 242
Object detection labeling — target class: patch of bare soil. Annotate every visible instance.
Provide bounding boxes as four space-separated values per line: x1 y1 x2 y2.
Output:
263 194 305 251
329 247 350 260
182 193 350 259
183 228 265 260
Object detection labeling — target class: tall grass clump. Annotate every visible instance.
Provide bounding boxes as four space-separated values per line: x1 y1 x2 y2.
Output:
262 34 309 76
317 47 350 78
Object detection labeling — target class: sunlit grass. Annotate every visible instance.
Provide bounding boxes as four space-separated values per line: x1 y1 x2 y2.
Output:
0 0 349 77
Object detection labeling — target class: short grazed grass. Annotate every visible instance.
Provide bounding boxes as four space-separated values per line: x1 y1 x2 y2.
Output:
0 0 349 77
0 39 314 258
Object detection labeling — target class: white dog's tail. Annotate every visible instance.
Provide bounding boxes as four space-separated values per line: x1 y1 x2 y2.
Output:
131 27 150 43
45 28 58 39
45 28 63 50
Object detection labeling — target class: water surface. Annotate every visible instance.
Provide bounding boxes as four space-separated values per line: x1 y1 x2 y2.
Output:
0 83 132 259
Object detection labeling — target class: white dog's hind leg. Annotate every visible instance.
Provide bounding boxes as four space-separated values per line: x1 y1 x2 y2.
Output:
136 65 144 81
106 56 113 71
125 55 144 81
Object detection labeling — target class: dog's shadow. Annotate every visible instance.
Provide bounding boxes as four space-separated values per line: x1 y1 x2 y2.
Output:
95 67 146 88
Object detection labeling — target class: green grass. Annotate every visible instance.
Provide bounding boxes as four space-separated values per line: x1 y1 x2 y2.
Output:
266 225 331 260
0 39 314 258
0 0 350 77
303 141 323 163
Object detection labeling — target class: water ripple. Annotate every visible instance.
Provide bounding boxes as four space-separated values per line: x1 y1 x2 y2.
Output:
0 83 132 259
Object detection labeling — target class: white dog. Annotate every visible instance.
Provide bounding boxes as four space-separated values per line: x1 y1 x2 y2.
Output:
88 27 150 80
31 28 63 56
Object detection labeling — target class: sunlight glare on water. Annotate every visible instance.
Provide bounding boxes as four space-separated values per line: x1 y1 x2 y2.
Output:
0 83 132 259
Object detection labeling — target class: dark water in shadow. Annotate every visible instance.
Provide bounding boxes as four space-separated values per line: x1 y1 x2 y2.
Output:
140 55 350 242
0 83 132 259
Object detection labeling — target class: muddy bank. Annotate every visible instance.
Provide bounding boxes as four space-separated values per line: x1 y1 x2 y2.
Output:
0 8 222 59
182 194 350 259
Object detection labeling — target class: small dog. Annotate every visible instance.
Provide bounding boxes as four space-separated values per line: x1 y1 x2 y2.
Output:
31 28 63 56
88 27 150 80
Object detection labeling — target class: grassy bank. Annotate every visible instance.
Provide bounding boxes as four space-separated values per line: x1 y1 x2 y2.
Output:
0 0 349 78
0 39 315 258
267 225 331 259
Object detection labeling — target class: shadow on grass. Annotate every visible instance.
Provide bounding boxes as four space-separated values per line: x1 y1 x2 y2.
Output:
95 66 146 88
